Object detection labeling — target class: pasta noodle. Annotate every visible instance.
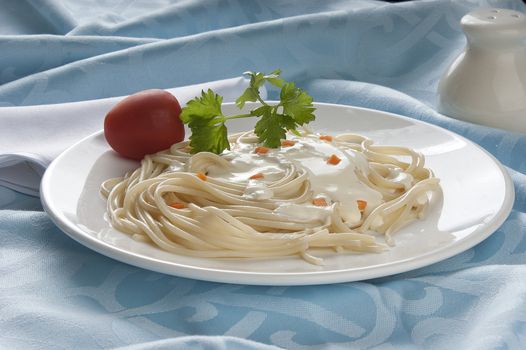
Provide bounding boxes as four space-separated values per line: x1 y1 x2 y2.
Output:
101 131 440 265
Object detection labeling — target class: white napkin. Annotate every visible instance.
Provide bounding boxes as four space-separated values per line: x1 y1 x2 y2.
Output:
0 77 253 196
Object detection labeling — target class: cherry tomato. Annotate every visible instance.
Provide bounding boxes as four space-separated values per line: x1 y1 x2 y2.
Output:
104 89 184 160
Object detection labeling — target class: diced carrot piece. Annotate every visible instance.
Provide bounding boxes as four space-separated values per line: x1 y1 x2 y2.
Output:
319 135 333 142
249 172 264 180
255 146 270 154
357 200 367 211
327 154 341 165
196 172 207 181
312 198 328 206
169 203 186 209
281 140 296 147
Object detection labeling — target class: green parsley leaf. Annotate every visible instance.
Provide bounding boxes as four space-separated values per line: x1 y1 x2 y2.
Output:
280 114 297 131
187 117 230 154
236 72 264 108
265 69 285 88
250 105 271 117
280 82 315 125
236 70 285 108
249 71 267 89
180 89 229 154
180 70 317 155
254 108 286 148
235 87 259 109
180 89 223 123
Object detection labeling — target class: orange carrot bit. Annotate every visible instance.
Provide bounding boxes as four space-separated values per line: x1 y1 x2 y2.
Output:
249 172 264 180
254 146 270 154
326 154 341 165
357 200 367 211
169 202 186 209
312 198 328 207
196 172 207 181
319 135 333 142
281 140 296 147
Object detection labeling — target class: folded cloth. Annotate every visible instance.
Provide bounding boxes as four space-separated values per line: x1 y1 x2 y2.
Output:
114 336 282 350
0 77 251 196
2 1 526 350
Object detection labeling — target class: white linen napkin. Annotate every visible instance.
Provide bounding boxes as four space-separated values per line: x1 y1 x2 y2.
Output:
0 77 253 196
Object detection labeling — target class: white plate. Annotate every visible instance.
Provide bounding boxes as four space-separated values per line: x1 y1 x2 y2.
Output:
41 102 514 285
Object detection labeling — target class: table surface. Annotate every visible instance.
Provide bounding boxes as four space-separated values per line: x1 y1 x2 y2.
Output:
1 0 526 349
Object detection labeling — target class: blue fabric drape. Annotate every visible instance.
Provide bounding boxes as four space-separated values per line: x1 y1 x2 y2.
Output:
2 1 526 349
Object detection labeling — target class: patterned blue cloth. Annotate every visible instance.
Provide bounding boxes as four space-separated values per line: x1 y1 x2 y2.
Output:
2 0 526 348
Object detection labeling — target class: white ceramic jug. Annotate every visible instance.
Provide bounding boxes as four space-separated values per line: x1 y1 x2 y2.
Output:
437 8 526 132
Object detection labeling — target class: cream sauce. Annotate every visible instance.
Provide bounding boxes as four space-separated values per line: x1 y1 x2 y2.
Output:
205 135 385 227
387 167 414 190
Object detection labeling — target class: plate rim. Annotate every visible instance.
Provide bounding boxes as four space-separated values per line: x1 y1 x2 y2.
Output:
40 102 515 285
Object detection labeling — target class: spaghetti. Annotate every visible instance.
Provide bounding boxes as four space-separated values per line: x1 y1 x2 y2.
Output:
101 131 439 264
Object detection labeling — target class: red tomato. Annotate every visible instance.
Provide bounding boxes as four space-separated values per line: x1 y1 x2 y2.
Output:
104 89 184 160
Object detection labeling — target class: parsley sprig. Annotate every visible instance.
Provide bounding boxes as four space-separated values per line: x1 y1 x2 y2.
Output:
179 70 315 154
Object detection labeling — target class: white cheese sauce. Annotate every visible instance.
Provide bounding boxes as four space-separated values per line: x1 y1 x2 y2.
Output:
386 167 414 191
202 135 386 227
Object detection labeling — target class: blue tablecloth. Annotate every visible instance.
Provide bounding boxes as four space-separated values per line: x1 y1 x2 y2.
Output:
2 0 526 349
